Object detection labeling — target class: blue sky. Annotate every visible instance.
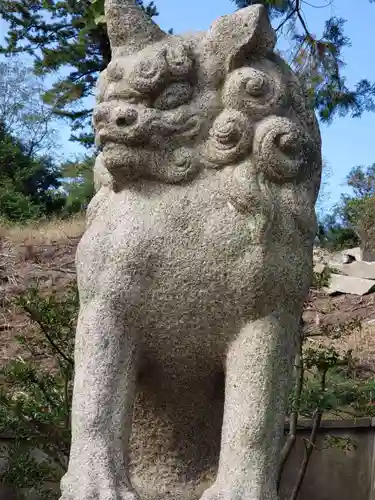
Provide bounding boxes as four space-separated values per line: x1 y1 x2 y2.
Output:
1 0 374 214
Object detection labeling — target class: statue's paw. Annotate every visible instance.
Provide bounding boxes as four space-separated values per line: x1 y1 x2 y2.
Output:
199 483 278 500
59 461 140 500
59 484 139 500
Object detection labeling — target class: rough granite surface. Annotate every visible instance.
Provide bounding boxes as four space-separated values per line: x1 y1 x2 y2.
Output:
59 1 322 500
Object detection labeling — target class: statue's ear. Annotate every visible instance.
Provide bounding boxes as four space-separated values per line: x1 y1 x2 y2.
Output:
206 5 276 72
105 0 166 56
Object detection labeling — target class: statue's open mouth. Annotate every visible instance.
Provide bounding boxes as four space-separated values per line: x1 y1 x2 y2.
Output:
96 113 203 150
102 141 120 151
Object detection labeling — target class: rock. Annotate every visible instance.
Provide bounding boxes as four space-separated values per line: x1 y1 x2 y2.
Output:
60 3 322 500
342 245 375 263
334 261 375 281
342 247 362 262
342 254 356 264
313 247 333 265
324 274 375 296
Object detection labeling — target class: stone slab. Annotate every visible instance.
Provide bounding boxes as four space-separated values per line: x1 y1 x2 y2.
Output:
335 261 375 281
324 274 375 296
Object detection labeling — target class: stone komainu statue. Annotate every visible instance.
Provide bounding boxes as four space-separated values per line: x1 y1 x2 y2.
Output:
60 2 322 500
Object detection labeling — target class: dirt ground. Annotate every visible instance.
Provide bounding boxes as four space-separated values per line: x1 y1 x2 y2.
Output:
0 219 80 364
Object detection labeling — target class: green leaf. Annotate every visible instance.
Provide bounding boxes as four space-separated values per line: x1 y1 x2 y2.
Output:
94 14 106 25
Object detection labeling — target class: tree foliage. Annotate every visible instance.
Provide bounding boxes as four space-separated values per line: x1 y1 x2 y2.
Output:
316 161 375 251
232 0 375 123
0 56 96 223
337 164 375 252
2 0 375 148
316 213 360 251
60 155 96 214
0 120 65 222
0 0 158 147
0 57 59 157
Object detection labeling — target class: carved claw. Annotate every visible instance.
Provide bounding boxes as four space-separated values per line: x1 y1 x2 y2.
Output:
60 484 140 500
199 483 279 500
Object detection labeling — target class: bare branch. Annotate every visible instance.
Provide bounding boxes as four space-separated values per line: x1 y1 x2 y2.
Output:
277 333 304 492
289 370 326 500
21 304 74 367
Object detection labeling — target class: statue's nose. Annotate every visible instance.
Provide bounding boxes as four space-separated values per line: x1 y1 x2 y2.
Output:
115 108 139 127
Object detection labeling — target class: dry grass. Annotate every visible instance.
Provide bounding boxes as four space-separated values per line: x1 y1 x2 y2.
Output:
340 322 375 368
306 322 375 369
0 214 86 247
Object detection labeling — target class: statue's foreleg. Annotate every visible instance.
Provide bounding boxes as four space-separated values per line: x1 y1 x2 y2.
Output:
200 310 300 500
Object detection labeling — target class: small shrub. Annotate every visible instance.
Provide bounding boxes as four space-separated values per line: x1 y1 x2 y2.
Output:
0 283 78 499
277 272 375 499
311 266 331 289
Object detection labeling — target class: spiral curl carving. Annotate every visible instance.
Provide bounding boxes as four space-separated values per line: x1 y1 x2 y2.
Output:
153 82 193 110
93 24 320 191
203 109 253 167
165 42 194 77
222 66 283 120
252 116 313 183
124 41 194 98
152 148 201 183
127 53 168 94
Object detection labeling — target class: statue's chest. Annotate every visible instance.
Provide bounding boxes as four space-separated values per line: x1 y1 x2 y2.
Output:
83 182 257 273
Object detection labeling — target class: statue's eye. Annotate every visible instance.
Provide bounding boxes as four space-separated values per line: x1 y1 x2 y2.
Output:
128 55 167 93
153 82 193 110
137 59 161 79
